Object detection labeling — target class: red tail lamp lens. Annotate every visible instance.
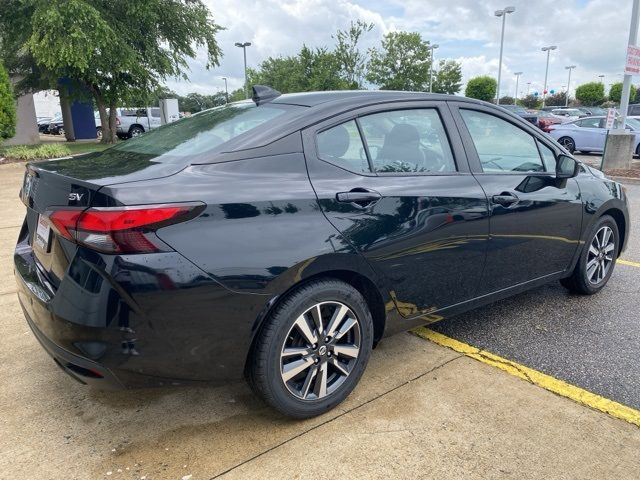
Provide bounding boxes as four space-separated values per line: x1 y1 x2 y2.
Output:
47 204 202 253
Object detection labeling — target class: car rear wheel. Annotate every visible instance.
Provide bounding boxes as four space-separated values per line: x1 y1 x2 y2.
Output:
560 215 618 295
129 125 145 138
558 136 576 153
248 279 373 418
635 143 640 157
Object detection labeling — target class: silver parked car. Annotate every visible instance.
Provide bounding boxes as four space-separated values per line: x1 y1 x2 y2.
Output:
548 116 640 155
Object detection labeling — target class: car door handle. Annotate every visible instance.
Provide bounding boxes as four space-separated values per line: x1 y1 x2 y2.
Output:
336 189 382 207
492 192 519 207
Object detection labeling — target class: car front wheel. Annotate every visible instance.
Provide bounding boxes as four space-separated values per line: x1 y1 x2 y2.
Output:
248 279 373 418
561 215 619 294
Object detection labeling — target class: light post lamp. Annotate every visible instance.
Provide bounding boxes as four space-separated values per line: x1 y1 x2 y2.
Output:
429 43 439 93
234 41 252 99
514 71 522 103
222 77 229 103
541 45 557 108
526 81 531 96
598 74 605 84
564 65 576 107
495 6 516 105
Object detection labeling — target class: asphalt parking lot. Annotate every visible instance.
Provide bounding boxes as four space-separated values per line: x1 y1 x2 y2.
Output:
1 160 640 479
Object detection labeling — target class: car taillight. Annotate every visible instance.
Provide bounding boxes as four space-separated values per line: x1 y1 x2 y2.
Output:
47 203 203 254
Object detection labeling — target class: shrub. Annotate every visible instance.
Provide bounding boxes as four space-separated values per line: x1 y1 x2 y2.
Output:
575 82 605 106
0 62 16 143
2 144 71 160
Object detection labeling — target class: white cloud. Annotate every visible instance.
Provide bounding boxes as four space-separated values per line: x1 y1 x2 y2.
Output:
166 0 635 99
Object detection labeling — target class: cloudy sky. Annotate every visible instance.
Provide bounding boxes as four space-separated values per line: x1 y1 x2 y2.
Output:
166 0 634 99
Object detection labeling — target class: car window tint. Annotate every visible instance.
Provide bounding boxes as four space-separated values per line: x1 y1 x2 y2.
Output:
460 110 545 173
358 109 455 173
316 120 369 173
537 141 556 172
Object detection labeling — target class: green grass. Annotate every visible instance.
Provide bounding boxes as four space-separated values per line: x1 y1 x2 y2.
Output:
0 140 110 160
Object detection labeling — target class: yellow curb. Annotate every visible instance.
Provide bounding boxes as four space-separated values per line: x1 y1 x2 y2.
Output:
413 327 640 428
619 259 640 268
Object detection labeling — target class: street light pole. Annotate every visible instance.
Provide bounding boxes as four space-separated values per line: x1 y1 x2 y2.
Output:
429 43 439 93
541 45 557 108
495 6 516 105
598 74 605 84
526 81 531 96
222 77 229 103
234 41 252 99
620 0 640 130
564 65 576 107
514 71 522 103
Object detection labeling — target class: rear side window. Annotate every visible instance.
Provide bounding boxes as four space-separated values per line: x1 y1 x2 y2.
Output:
460 110 545 173
576 117 601 128
359 109 456 173
110 102 305 160
317 120 369 174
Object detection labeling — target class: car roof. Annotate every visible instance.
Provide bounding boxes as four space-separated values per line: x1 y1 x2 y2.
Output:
270 90 473 107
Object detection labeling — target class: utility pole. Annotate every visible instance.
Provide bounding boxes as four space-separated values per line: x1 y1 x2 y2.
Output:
495 6 516 105
564 65 576 107
429 44 439 93
235 42 252 99
619 0 639 131
541 45 557 108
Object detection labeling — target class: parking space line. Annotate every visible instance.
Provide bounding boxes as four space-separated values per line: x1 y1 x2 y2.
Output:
619 259 640 268
413 327 640 428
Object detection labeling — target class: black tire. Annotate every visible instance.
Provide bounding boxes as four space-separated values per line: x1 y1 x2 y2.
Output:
248 279 374 419
96 127 102 139
558 136 576 153
128 125 145 138
560 215 619 295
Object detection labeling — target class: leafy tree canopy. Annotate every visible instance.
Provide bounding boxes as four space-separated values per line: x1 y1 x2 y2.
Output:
519 94 542 109
0 0 222 143
543 91 567 107
498 96 515 105
431 60 463 95
366 31 432 91
608 82 637 104
465 76 497 102
574 82 605 106
0 62 16 143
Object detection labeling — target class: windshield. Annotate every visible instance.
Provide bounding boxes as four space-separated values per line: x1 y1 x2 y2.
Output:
110 102 305 161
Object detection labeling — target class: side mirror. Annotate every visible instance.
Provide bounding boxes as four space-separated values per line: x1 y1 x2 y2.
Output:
556 154 580 179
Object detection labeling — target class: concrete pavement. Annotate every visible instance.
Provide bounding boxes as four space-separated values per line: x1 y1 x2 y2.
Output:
0 161 639 480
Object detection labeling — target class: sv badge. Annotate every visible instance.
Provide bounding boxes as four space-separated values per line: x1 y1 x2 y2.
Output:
68 193 84 201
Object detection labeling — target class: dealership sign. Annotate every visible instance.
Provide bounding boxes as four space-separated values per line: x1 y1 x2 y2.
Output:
625 45 640 74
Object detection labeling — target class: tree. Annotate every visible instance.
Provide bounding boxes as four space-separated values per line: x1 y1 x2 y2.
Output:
431 60 463 94
248 46 351 93
520 94 542 109
498 96 515 105
575 82 605 106
634 87 640 104
0 62 16 143
366 32 432 91
333 20 373 89
0 0 222 143
178 92 226 113
608 82 637 104
544 91 567 107
465 76 497 102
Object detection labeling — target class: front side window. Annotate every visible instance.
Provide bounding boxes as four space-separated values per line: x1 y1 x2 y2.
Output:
316 120 369 174
460 109 545 173
358 109 456 173
537 141 556 172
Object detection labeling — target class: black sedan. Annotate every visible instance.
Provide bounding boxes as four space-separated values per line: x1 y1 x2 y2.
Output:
15 87 629 418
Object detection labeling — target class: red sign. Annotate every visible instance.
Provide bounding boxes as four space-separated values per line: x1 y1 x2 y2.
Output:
625 45 640 75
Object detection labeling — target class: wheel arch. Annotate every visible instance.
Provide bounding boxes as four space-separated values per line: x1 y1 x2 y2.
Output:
600 207 627 255
128 123 145 133
244 268 387 378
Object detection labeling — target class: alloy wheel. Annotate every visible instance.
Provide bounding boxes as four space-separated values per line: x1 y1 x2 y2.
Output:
559 137 575 153
280 301 361 401
586 225 615 285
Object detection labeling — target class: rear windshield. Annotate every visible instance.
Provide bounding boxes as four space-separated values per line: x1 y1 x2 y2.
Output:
110 102 305 161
